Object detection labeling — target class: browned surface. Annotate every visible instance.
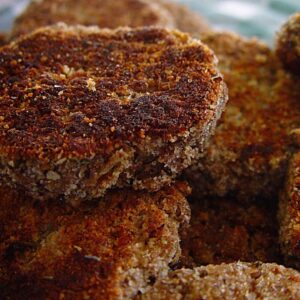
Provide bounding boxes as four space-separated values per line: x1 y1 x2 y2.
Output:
279 151 300 270
140 262 300 299
0 182 191 300
180 197 281 268
276 12 300 76
0 33 6 46
0 25 222 160
0 25 227 203
11 0 174 38
11 0 211 39
185 31 300 201
153 0 212 36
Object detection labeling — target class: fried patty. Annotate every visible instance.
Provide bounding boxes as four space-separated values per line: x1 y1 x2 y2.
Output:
0 25 227 204
153 0 212 36
0 182 191 300
279 151 300 270
276 12 300 76
180 197 281 268
11 0 211 39
184 31 300 201
0 33 7 47
140 262 300 299
11 0 174 38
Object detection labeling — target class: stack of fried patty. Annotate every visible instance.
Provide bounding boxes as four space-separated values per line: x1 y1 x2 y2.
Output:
1 1 300 299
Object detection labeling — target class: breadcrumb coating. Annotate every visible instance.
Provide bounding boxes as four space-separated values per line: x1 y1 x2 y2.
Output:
140 262 300 299
11 0 211 39
11 0 174 38
279 151 300 270
185 31 300 201
0 24 227 204
276 12 300 76
0 182 191 299
180 197 281 267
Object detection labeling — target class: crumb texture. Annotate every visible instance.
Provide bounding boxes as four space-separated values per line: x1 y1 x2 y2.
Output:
0 25 227 202
11 0 174 38
0 182 191 299
185 31 300 201
180 197 281 267
140 262 300 299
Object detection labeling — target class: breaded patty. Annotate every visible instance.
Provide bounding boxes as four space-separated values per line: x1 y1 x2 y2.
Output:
11 0 211 39
185 32 300 201
276 12 300 76
153 0 211 36
140 262 300 299
279 151 300 270
180 197 281 268
0 33 7 47
0 182 191 299
11 0 174 38
0 25 227 205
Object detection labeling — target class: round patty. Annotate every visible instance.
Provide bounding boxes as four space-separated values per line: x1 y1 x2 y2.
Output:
11 0 175 38
0 182 191 299
0 24 227 204
276 12 300 76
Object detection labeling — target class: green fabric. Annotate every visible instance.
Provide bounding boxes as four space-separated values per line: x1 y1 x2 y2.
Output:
181 0 300 45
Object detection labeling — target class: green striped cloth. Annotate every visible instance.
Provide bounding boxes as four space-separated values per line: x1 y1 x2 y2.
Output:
1 0 299 45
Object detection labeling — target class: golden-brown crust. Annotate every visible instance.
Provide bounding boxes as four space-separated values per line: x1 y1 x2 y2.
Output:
0 25 223 160
185 31 300 201
279 151 300 269
276 12 300 76
0 182 191 299
11 0 175 38
0 25 227 203
180 197 281 268
140 262 300 299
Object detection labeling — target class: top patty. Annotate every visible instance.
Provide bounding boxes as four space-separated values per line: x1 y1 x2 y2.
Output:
11 0 174 38
276 12 300 76
11 0 211 39
184 31 300 201
0 25 227 204
140 262 300 299
0 182 191 300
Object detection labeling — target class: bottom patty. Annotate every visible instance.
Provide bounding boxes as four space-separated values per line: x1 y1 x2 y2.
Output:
180 196 281 267
184 31 300 202
279 151 300 270
0 25 227 205
140 262 300 299
0 183 190 300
